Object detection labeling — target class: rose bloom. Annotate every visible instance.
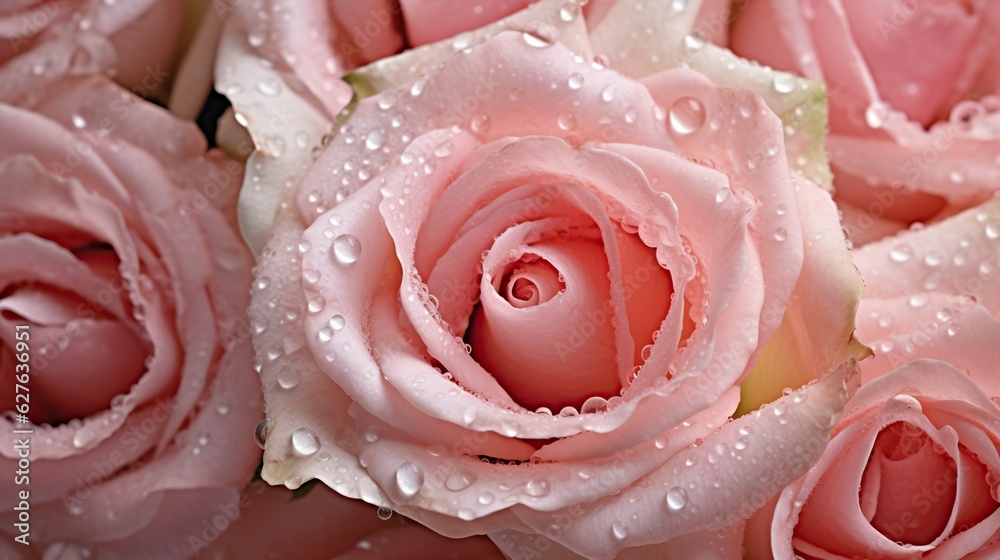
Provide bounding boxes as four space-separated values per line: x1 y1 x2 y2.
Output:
745 194 1000 558
0 78 261 558
729 0 1000 245
236 0 875 551
0 0 184 104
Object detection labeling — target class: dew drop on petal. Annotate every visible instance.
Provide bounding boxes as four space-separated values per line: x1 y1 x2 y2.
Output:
525 480 551 497
889 244 912 262
445 470 478 491
395 462 425 498
332 234 362 264
568 73 585 90
277 367 301 389
291 428 320 456
365 127 386 150
612 521 629 541
470 114 491 134
772 72 796 94
601 84 617 102
669 97 706 135
254 419 270 449
986 219 1000 240
666 487 688 511
559 1 580 21
522 31 552 48
330 314 346 331
377 506 393 520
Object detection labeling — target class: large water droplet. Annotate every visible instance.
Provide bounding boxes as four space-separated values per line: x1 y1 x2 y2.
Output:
669 97 706 135
558 113 577 130
291 428 320 456
470 114 491 134
332 234 362 264
568 73 585 90
666 487 688 511
395 462 425 498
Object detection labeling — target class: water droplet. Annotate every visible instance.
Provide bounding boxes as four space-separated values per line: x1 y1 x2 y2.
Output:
247 30 266 47
568 73 585 90
558 113 577 130
433 142 453 158
254 419 270 449
332 234 362 264
364 425 381 443
612 521 629 540
470 114 491 134
666 487 688 511
410 77 427 96
522 31 552 48
256 79 280 96
683 33 706 53
889 244 912 262
277 367 301 389
670 0 687 12
365 128 386 150
559 2 580 21
772 72 796 94
291 428 320 456
774 228 788 242
318 326 334 342
73 429 95 448
478 492 495 505
601 84 617 102
377 506 393 520
327 315 346 332
654 437 668 450
395 462 425 498
307 296 326 313
71 114 87 129
986 219 1000 240
445 470 478 491
525 480 551 497
865 101 890 129
669 97 706 135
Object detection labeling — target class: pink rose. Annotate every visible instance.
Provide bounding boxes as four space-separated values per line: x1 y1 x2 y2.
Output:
200 482 505 559
0 0 185 104
0 78 261 558
729 0 1000 245
246 10 872 554
745 198 1000 558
